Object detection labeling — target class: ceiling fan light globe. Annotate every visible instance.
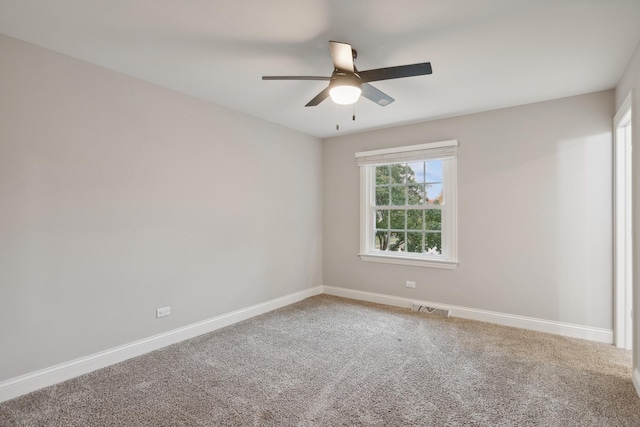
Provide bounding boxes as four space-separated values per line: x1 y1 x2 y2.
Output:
329 85 362 105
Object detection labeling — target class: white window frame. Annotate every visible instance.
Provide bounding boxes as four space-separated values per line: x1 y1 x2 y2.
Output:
356 140 459 269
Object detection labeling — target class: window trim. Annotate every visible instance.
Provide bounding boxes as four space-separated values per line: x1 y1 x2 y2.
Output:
356 140 459 269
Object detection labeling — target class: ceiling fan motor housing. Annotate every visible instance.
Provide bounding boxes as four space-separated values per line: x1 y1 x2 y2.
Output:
330 72 362 90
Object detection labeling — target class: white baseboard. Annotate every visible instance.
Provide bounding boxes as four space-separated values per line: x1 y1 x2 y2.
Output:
0 286 322 404
322 286 614 344
634 368 640 398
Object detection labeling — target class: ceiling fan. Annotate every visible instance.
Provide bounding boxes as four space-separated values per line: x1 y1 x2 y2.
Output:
262 41 433 107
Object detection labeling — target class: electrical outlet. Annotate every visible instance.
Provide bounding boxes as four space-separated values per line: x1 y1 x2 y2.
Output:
156 307 171 318
405 281 416 289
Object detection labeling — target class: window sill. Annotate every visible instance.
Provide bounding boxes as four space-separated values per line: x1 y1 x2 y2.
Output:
358 253 458 269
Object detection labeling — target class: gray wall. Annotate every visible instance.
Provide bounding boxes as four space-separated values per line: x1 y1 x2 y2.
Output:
615 39 640 379
324 91 614 329
0 35 323 382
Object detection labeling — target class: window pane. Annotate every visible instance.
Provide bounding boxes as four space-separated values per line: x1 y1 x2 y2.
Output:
389 231 404 252
406 161 425 183
376 187 390 206
424 232 442 254
391 186 406 205
389 210 405 230
376 165 389 185
425 160 443 183
425 183 443 205
425 210 442 231
389 164 405 184
407 184 425 205
375 231 389 250
375 209 389 229
407 232 423 253
406 209 423 231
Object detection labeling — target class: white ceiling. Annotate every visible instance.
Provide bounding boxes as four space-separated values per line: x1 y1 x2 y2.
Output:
1 0 640 138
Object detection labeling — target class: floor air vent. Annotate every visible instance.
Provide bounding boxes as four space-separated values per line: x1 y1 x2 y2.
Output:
411 304 450 318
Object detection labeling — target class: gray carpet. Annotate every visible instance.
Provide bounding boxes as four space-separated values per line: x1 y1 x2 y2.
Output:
1 295 639 426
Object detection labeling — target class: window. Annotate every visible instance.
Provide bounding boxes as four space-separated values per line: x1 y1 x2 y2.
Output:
356 140 458 269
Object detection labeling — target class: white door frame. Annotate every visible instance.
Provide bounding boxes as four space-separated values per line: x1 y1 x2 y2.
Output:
613 91 633 350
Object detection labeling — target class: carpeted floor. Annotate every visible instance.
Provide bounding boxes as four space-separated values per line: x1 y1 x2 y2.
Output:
1 295 639 426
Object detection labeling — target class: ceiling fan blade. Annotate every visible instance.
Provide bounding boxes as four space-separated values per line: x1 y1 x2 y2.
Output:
359 62 432 83
329 41 354 72
305 87 331 107
361 83 395 107
262 76 331 81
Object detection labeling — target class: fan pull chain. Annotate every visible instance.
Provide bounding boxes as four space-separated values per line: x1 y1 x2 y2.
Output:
352 104 356 121
336 104 340 131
